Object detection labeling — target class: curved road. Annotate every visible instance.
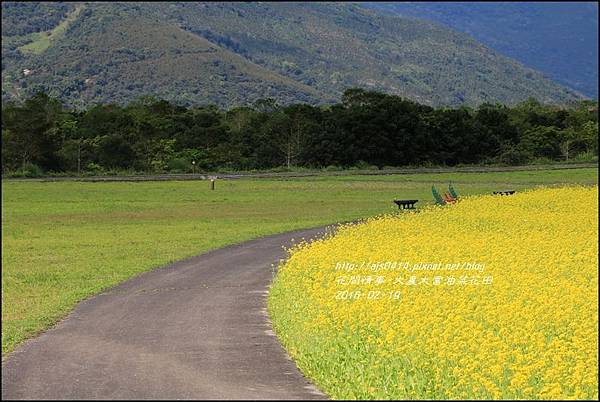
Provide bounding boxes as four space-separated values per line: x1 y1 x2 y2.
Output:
2 226 332 400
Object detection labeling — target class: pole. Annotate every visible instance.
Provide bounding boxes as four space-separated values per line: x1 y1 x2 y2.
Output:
77 140 81 176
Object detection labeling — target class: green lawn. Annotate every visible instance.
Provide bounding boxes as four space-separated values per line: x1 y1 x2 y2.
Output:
1 168 597 356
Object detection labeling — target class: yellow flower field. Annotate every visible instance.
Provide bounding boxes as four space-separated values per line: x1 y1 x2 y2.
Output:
268 186 598 400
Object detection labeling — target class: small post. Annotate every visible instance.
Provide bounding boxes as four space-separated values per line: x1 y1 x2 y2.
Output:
191 160 196 174
210 176 216 190
77 139 81 176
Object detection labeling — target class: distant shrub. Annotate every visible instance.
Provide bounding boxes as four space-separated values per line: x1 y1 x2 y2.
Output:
529 157 557 165
102 168 137 176
266 166 293 173
567 151 598 164
85 162 104 175
496 148 531 165
168 158 191 173
353 160 379 170
2 163 45 178
14 163 45 177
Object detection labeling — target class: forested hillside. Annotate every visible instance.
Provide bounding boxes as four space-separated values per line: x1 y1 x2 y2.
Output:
1 2 583 108
364 2 598 98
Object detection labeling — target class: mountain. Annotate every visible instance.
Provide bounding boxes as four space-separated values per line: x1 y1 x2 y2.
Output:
363 2 598 99
1 2 585 108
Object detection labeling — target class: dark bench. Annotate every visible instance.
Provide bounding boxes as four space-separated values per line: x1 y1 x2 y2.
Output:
493 190 515 196
394 199 418 210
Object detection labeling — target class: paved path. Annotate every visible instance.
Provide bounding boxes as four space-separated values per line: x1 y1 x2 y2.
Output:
7 163 596 182
2 226 332 400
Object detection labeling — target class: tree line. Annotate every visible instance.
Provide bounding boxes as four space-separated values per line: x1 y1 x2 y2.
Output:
2 89 598 176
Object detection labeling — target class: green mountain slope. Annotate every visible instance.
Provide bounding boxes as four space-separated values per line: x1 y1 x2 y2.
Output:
1 2 585 107
1 3 327 108
363 2 598 98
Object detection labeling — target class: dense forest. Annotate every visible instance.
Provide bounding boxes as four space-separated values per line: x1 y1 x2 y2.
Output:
1 89 598 176
365 2 598 98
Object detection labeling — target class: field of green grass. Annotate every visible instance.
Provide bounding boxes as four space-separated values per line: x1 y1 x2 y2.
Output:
1 168 597 356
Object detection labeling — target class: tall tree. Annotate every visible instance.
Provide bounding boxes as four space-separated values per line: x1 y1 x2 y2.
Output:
1 93 64 171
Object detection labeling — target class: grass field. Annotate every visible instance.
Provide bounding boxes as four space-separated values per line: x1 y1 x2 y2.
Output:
1 168 597 356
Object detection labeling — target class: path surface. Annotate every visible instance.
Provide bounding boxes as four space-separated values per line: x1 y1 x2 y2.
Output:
6 162 596 182
1 227 332 400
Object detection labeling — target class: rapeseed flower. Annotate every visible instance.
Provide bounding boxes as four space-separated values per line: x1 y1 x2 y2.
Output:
269 186 598 400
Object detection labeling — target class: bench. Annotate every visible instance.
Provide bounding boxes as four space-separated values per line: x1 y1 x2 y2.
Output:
394 199 418 210
493 190 516 196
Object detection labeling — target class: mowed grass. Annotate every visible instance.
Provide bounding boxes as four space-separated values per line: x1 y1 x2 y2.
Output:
1 168 597 356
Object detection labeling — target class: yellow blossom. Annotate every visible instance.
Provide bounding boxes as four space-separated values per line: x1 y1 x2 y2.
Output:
269 186 598 400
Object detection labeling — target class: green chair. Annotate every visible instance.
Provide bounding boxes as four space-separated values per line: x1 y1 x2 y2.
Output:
448 182 459 199
432 185 446 205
